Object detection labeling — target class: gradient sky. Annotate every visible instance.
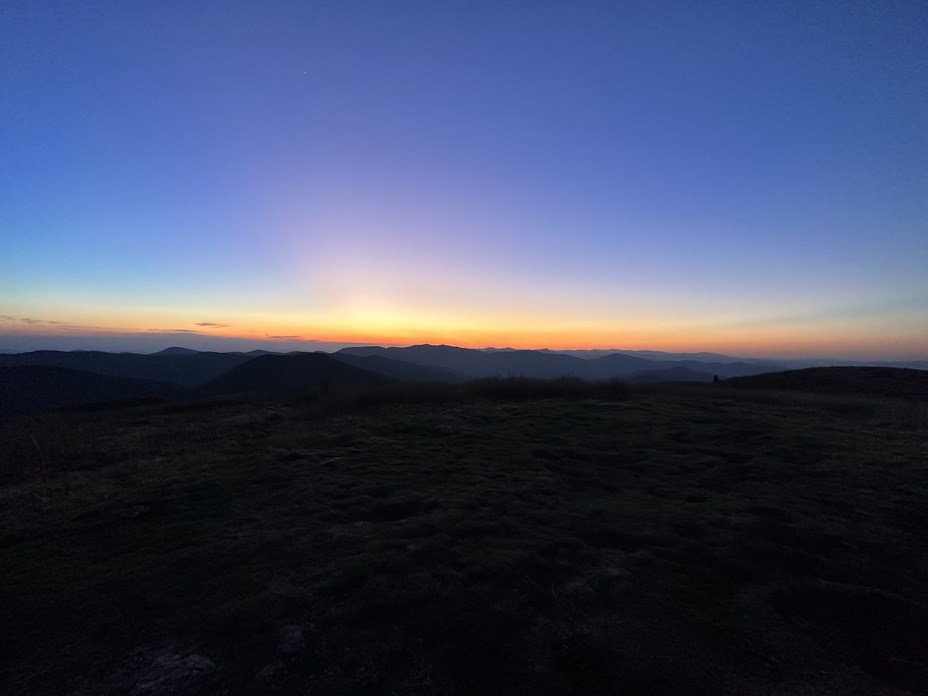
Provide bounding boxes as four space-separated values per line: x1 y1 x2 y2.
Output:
2 1 927 358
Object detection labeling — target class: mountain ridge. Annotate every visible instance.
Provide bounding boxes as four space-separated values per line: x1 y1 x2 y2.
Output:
337 344 784 380
3 346 926 418
195 353 390 398
0 349 254 387
0 365 184 417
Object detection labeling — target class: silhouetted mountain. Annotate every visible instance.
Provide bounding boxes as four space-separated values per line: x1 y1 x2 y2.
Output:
581 354 778 379
154 347 199 356
0 350 253 387
882 360 928 370
658 359 779 378
625 367 716 384
0 366 183 417
330 353 464 382
725 367 928 400
3 349 920 411
618 349 757 362
339 345 779 381
465 349 582 378
338 345 587 378
196 353 389 398
536 348 773 363
582 353 660 377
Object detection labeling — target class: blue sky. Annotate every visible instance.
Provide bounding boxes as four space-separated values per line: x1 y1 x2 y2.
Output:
2 1 926 358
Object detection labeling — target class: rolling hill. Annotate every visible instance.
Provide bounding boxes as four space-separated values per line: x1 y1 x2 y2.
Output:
725 366 928 399
195 352 390 398
338 344 579 378
330 352 464 382
339 344 780 381
0 349 254 387
0 366 184 417
5 348 925 419
623 366 717 384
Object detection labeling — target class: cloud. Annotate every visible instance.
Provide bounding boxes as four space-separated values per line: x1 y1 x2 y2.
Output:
147 328 202 334
0 315 105 332
1 315 66 326
267 335 303 340
194 322 230 329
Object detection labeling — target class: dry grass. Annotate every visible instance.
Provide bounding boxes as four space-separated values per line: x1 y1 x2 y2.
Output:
1 380 926 695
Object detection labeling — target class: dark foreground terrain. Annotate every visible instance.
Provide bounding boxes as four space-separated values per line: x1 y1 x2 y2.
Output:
1 376 927 695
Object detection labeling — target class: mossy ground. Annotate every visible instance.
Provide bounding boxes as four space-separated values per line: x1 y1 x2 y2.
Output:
1 381 926 694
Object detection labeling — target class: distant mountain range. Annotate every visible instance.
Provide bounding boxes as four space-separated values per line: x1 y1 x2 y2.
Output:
0 349 254 387
336 344 780 381
330 352 462 382
195 353 390 398
1 344 925 417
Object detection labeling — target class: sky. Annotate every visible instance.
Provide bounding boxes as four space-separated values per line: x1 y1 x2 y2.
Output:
2 0 927 359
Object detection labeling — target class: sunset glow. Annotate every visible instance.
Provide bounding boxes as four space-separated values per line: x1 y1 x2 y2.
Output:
2 1 926 360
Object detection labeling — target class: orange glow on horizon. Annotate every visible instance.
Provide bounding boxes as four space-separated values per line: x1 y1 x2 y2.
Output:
2 308 926 360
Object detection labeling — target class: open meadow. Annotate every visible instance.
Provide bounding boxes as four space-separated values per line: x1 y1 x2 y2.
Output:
1 378 927 695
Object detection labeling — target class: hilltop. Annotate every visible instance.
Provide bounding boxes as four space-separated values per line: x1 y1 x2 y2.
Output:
0 373 926 694
726 366 928 400
1 345 925 419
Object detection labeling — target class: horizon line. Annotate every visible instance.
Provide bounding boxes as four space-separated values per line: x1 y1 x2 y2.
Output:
2 341 928 365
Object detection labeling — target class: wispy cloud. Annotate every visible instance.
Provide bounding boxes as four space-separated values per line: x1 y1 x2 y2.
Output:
1 315 66 326
194 322 230 329
147 328 202 334
0 315 106 331
267 335 304 340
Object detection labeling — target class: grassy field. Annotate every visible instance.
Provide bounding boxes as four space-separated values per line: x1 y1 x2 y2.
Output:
1 379 927 694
